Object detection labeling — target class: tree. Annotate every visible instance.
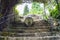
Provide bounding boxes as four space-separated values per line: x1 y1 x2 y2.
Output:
50 3 60 19
46 0 60 19
23 5 29 16
30 2 42 14
45 0 57 20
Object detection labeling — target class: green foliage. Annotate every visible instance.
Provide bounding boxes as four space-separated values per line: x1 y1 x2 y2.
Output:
23 5 29 16
0 13 2 18
56 26 60 31
13 6 19 15
46 0 60 19
13 5 20 21
44 15 49 20
30 2 43 14
50 4 59 19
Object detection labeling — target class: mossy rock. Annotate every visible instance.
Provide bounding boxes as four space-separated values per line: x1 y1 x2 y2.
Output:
1 32 9 36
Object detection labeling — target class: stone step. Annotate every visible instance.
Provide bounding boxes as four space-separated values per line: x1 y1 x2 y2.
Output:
0 32 52 37
10 26 50 30
15 32 52 37
0 36 60 40
8 28 49 33
0 31 59 37
1 32 52 37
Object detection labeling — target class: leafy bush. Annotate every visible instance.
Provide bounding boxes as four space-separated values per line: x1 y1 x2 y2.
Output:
50 3 60 19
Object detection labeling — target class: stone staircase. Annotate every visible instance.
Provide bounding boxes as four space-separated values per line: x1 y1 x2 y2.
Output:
7 20 53 37
1 20 60 40
1 20 58 37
